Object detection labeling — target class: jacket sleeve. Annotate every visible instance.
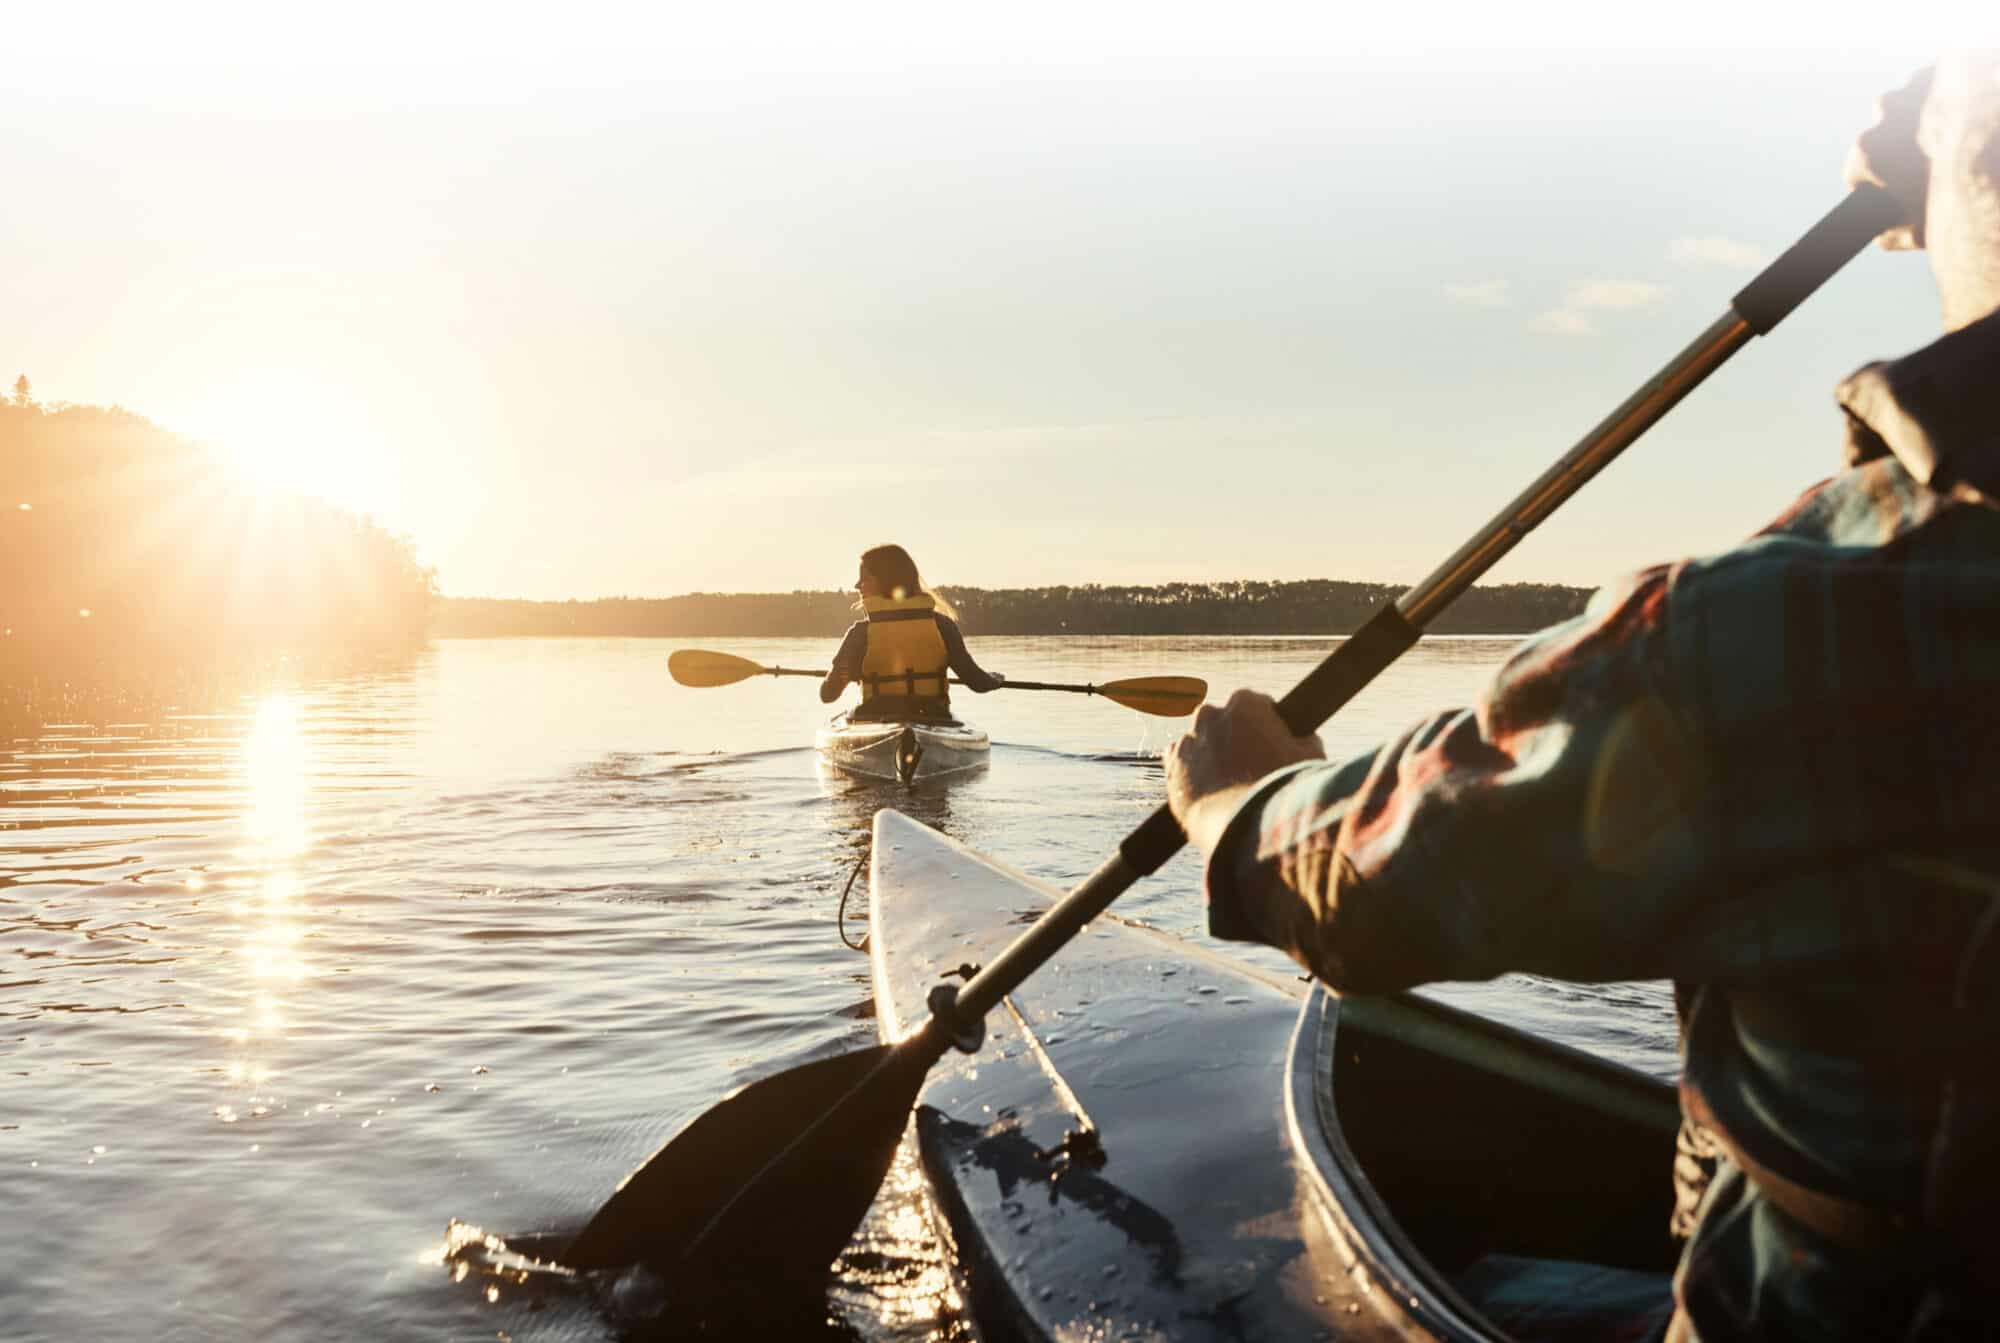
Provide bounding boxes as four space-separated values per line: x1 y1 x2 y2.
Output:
819 623 869 702
937 617 1001 692
1205 565 1709 993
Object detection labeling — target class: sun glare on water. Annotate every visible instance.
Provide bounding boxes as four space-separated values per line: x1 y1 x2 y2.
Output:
243 695 312 862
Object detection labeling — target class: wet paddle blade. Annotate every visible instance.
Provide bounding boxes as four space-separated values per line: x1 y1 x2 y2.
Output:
563 1030 943 1297
1097 675 1208 717
667 649 767 688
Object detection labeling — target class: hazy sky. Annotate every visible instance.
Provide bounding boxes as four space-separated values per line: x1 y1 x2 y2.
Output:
2 10 1976 598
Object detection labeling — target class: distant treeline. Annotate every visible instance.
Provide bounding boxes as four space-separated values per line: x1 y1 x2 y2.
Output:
2 379 436 676
438 579 1594 639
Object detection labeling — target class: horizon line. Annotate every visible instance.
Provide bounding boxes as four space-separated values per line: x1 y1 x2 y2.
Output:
436 575 1601 603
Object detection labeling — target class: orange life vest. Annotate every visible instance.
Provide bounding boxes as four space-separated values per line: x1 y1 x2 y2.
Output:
860 593 950 705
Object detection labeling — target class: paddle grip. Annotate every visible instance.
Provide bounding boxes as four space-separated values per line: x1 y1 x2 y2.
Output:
1731 185 1903 335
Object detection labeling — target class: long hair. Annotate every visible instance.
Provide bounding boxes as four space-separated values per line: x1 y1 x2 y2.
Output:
859 543 958 621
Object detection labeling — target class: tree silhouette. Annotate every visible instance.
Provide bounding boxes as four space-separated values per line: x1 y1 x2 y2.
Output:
2 394 435 670
435 578 1594 639
11 374 30 408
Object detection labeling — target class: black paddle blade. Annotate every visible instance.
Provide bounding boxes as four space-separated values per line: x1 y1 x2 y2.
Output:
562 1027 944 1299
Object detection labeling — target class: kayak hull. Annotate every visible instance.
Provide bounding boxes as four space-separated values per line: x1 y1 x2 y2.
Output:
869 809 1345 1340
867 808 1683 1342
817 715 989 785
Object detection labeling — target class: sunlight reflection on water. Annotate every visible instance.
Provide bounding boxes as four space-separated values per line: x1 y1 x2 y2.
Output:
243 695 311 861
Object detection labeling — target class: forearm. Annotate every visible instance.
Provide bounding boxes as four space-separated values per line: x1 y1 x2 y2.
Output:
1205 576 1708 992
1203 490 2000 996
822 624 866 703
1204 746 1455 993
939 619 1000 691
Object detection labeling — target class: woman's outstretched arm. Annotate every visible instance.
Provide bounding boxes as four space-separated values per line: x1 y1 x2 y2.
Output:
937 617 1002 692
819 623 868 703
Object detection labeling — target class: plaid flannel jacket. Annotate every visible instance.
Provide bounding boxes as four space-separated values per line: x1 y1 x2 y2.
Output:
1207 311 2000 1340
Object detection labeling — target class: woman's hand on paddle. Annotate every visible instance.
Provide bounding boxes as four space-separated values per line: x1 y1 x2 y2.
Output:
1165 690 1324 860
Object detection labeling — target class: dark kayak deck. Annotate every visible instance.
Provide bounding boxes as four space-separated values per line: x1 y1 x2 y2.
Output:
867 809 1683 1342
870 808 1359 1340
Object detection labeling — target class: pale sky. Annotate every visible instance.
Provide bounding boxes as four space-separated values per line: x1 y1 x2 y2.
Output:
2 8 1979 598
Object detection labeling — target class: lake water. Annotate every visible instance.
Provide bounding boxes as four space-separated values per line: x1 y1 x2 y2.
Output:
1 635 1677 1342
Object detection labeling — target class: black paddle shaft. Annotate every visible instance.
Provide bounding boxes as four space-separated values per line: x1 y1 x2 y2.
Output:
948 185 1902 1029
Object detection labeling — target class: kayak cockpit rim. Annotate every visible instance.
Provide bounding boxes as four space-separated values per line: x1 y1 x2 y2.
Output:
1287 990 1495 1340
1286 987 1684 1341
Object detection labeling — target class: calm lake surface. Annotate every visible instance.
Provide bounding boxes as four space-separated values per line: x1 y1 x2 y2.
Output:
2 635 1676 1342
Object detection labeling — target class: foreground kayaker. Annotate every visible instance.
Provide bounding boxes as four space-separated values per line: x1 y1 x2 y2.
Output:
1166 54 2000 1343
819 544 1003 722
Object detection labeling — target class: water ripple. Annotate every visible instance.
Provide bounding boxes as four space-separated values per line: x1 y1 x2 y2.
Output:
1 636 1676 1343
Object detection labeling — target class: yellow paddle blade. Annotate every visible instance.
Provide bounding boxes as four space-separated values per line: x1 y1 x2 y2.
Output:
668 649 769 688
1097 676 1208 717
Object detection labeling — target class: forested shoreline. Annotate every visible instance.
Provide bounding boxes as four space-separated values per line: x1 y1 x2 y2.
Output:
438 578 1594 640
2 380 436 673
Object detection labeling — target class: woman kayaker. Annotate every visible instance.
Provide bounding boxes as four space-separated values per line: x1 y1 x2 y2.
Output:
820 544 1002 722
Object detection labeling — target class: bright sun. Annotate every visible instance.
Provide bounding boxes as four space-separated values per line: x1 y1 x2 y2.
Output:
187 365 393 519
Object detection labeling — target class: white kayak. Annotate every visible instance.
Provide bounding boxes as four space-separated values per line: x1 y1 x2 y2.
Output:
815 713 990 785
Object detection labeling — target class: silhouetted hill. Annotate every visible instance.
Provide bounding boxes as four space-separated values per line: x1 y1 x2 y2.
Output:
437 579 1593 639
1 384 435 670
